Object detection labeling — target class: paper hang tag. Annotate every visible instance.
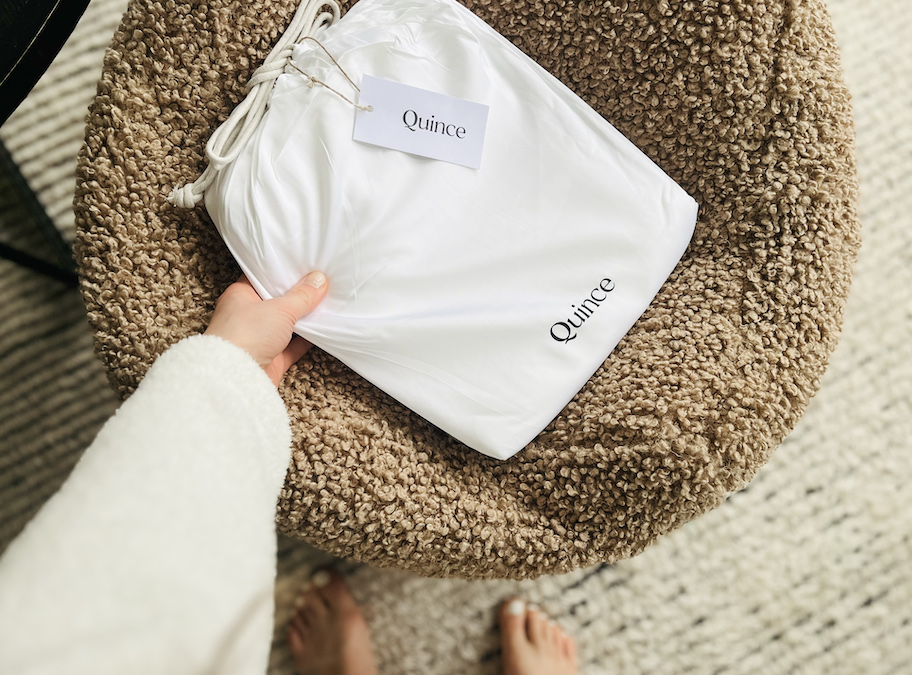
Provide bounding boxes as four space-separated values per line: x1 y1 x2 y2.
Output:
352 75 489 169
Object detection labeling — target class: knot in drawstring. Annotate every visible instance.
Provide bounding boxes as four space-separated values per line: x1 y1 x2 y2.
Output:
168 0 341 208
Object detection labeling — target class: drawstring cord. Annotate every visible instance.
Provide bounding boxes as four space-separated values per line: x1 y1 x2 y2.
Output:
168 0 342 208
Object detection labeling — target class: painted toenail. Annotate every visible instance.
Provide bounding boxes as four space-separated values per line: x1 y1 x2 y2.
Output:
507 599 526 616
528 603 540 612
311 570 331 588
295 594 306 609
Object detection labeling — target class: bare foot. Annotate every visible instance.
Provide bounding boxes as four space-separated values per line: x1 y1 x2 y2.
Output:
499 599 578 675
287 569 379 675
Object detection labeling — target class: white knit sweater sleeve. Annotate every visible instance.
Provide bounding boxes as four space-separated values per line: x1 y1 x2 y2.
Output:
0 335 293 675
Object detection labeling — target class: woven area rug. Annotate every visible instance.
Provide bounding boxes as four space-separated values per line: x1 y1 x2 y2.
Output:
1 0 909 672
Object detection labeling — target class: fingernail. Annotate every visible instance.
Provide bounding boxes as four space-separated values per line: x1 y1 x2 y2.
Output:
507 599 526 616
304 271 327 289
294 582 311 607
311 570 331 588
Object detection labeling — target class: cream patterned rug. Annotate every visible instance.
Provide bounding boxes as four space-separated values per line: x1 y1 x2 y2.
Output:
1 0 909 673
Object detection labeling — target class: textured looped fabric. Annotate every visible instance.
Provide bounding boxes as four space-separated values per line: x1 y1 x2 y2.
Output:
76 0 860 579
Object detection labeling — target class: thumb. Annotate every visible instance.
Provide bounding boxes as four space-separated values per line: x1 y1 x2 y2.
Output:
276 271 329 320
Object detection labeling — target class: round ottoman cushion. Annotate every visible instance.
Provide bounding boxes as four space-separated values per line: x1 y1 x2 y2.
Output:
75 0 860 579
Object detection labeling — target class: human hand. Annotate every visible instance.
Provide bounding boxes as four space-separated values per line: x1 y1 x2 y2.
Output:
204 272 328 386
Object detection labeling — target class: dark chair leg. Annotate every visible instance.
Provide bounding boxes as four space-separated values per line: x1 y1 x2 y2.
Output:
0 138 78 288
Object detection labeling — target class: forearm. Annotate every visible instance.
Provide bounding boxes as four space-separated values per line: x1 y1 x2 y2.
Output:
0 335 292 674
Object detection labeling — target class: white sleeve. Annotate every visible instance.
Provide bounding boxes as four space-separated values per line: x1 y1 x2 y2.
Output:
0 335 293 675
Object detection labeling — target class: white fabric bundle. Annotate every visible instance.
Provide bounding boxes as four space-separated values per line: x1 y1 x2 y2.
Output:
174 0 698 459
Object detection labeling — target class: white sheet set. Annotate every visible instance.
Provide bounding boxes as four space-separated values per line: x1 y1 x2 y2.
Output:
170 0 698 459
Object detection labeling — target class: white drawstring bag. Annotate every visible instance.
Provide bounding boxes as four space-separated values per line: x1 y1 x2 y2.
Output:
170 0 698 459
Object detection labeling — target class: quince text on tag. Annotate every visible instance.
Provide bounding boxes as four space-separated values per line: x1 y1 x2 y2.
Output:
402 110 467 138
353 75 489 169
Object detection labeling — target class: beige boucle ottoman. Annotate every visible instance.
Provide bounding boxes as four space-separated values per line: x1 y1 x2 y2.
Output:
74 0 860 579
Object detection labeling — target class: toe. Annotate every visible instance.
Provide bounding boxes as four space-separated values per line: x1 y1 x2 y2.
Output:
564 635 578 663
500 599 527 631
500 598 534 673
287 622 304 655
291 612 308 639
547 620 561 650
313 569 359 615
299 587 329 624
527 608 550 645
500 598 531 648
547 620 561 646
